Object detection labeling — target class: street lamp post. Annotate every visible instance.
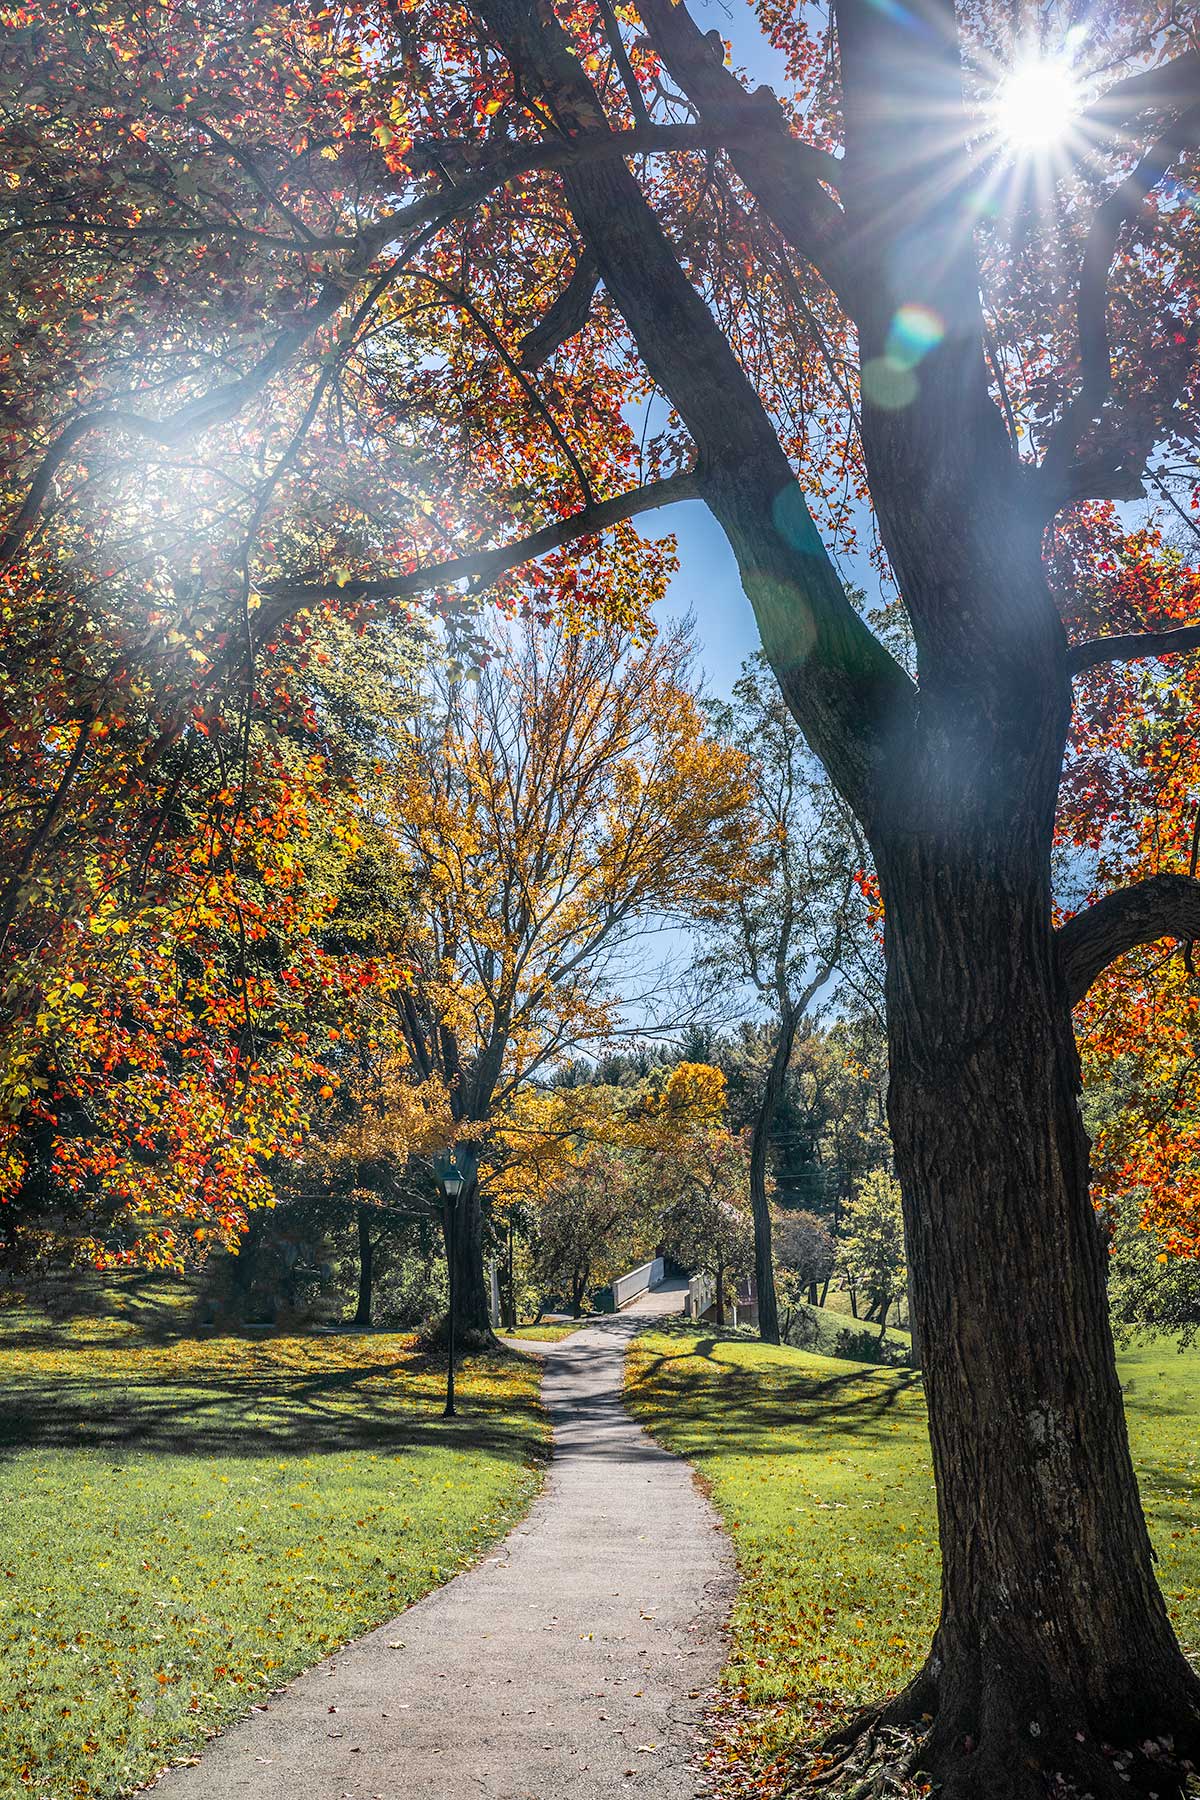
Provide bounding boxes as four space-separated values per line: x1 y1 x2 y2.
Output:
434 1150 468 1419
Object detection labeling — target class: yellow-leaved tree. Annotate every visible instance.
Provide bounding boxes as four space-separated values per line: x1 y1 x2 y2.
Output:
370 617 753 1339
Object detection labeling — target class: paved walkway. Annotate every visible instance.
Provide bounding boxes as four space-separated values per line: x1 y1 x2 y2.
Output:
151 1282 733 1800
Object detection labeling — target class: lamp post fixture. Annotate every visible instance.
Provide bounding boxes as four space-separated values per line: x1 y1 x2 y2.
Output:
434 1149 470 1419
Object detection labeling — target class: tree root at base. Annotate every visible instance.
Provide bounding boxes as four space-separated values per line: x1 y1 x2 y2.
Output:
796 1669 1200 1800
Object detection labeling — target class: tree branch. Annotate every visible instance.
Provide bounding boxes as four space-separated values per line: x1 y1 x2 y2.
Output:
468 0 913 833
1041 102 1200 497
518 250 601 369
0 123 759 568
0 323 325 572
0 218 353 252
408 119 826 183
632 0 853 307
1068 622 1200 674
0 229 393 572
1073 49 1200 142
597 0 652 128
254 469 699 612
7 125 724 260
1058 873 1200 1004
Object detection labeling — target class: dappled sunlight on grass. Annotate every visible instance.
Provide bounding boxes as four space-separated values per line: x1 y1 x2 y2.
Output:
626 1322 1200 1797
0 1300 548 1800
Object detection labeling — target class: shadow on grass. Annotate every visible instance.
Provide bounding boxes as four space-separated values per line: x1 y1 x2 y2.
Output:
627 1319 926 1460
0 1271 208 1346
0 1339 546 1467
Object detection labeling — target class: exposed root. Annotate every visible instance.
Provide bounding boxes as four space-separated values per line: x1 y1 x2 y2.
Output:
818 1668 938 1759
806 1723 926 1797
795 1660 1200 1800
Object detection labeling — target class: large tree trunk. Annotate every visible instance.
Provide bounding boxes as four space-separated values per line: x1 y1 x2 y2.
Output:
354 1207 373 1329
823 82 1200 1758
445 1177 497 1348
867 827 1200 1795
748 1002 797 1346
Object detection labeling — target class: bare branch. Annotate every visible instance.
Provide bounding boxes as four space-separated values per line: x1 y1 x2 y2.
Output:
1057 873 1200 1004
1068 622 1200 674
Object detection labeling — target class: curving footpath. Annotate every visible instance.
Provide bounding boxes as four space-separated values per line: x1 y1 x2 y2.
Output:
150 1281 733 1800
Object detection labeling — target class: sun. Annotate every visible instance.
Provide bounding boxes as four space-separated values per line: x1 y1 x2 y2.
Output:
990 57 1082 153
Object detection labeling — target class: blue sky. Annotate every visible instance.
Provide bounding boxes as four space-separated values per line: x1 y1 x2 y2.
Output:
653 500 761 696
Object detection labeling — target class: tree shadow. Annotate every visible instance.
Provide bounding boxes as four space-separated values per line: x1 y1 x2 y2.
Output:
627 1320 926 1459
0 1336 548 1468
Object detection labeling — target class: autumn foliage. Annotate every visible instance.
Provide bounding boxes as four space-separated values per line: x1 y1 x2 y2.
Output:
1052 504 1200 1257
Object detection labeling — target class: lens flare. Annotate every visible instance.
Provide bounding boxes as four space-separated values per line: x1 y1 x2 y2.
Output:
886 305 945 371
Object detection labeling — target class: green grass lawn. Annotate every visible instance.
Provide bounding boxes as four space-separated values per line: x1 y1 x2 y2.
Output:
0 1289 548 1800
500 1322 589 1342
626 1324 1200 1796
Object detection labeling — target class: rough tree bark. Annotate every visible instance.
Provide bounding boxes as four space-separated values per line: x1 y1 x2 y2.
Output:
873 790 1200 1796
842 262 1200 1800
445 1175 495 1347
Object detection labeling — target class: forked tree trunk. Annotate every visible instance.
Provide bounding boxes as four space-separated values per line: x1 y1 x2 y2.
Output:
748 1002 797 1346
870 832 1200 1796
